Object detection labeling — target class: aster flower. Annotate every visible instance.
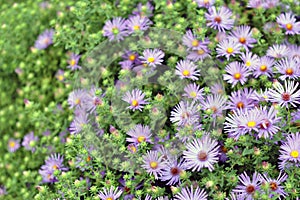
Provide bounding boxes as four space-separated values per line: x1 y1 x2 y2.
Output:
98 186 123 200
216 39 242 60
132 2 154 18
183 135 219 172
160 158 187 185
22 132 39 152
170 100 200 127
240 51 260 70
259 172 288 199
182 30 209 50
266 44 291 59
196 0 215 8
262 0 279 8
183 83 204 101
126 15 152 34
141 150 166 179
229 25 256 51
126 124 152 144
257 106 281 139
122 50 141 65
67 53 82 71
0 186 6 196
227 90 255 111
8 138 20 153
67 89 87 109
34 29 54 50
103 17 128 41
276 12 300 35
119 60 133 70
174 185 208 200
201 94 228 118
247 0 264 8
223 61 251 86
122 88 149 111
249 89 270 103
288 44 300 63
175 60 200 80
84 87 104 113
232 172 261 200
268 80 300 108
275 58 300 80
140 49 165 68
205 6 234 32
210 82 225 95
278 132 300 169
187 48 211 61
55 69 65 82
69 108 89 134
252 56 275 78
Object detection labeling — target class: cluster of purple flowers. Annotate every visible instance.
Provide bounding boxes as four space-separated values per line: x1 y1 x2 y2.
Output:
8 132 39 153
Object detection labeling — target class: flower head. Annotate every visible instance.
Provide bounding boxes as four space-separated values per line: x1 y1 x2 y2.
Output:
275 58 300 80
140 49 165 68
175 60 200 80
160 158 187 185
122 89 149 111
182 30 209 51
276 12 300 35
233 172 261 200
223 61 251 87
126 15 152 34
267 44 291 59
174 185 208 200
240 51 260 69
253 56 275 78
126 124 152 144
278 132 300 169
34 29 54 50
205 6 234 32
22 132 39 152
229 25 256 51
103 17 128 41
183 83 204 101
257 106 281 139
201 94 228 118
141 150 167 179
216 39 242 60
259 172 288 199
98 186 123 200
67 53 82 71
8 138 20 153
170 101 200 127
196 0 215 8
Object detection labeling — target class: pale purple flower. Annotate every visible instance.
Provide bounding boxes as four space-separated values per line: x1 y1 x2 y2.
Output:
275 58 300 80
55 69 65 82
140 49 165 67
126 124 152 144
67 53 82 71
252 56 275 78
205 6 234 32
174 185 208 200
240 51 260 70
103 17 128 41
201 94 228 118
122 89 149 111
132 2 154 18
266 44 291 59
262 0 279 8
67 89 87 109
187 48 211 61
84 87 104 113
69 108 89 134
210 82 225 95
278 132 300 169
229 25 256 51
8 138 20 153
141 150 167 179
233 172 261 200
227 90 255 111
22 132 39 152
0 186 6 196
182 30 209 50
98 186 123 200
276 12 300 35
288 44 300 63
223 61 251 86
196 0 215 8
122 50 141 65
175 60 200 80
247 0 264 8
257 106 281 139
259 172 288 199
34 29 54 50
216 39 242 60
183 83 204 101
170 101 200 127
160 158 187 185
126 15 152 34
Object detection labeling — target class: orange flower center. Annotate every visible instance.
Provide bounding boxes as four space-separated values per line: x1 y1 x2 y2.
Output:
70 59 76 66
197 49 205 55
214 16 222 23
75 99 81 105
192 40 199 47
260 65 267 72
239 37 246 44
131 100 139 107
270 182 278 191
137 136 146 143
246 185 255 194
129 54 136 61
286 68 293 75
237 102 244 109
286 23 293 30
233 73 241 80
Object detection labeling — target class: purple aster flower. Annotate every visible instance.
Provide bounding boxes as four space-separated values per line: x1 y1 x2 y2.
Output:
201 94 228 118
182 30 209 50
141 150 167 179
262 0 279 8
240 51 260 69
216 39 242 60
0 185 6 196
84 87 104 113
75 154 93 172
232 172 261 200
259 172 288 199
288 44 300 63
226 192 244 200
34 29 54 50
175 60 200 80
205 6 234 32
268 80 300 108
67 53 82 71
122 88 149 111
266 44 291 59
103 17 128 41
174 185 208 200
132 2 154 18
183 83 204 101
126 124 152 144
278 132 300 169
275 58 300 80
253 56 275 78
122 50 141 65
227 90 255 111
247 0 264 8
119 60 133 70
183 135 220 172
127 143 138 154
140 49 165 68
160 157 187 185
55 69 65 82
69 108 89 134
67 89 88 109
98 186 123 200
291 109 300 123
22 131 39 152
250 89 270 103
187 48 211 61
170 101 200 127
276 12 300 35
229 25 256 51
257 106 281 139
126 15 152 34
8 138 20 153
210 82 225 95
223 61 251 87
196 0 215 8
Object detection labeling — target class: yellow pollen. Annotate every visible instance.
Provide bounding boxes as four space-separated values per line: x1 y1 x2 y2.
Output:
130 146 136 153
150 161 158 169
86 156 91 162
75 99 81 105
106 197 113 200
190 91 197 98
182 70 190 76
43 38 49 45
131 100 139 107
286 23 293 30
290 150 299 158
147 57 155 63
233 73 241 79
192 40 199 47
226 47 234 54
286 68 293 75
133 25 140 30
9 141 15 148
70 59 76 66
52 165 58 170
260 65 267 72
137 136 146 143
129 54 136 61
239 37 246 44
247 121 256 128
245 61 251 67
197 49 205 55
57 75 64 81
263 95 268 99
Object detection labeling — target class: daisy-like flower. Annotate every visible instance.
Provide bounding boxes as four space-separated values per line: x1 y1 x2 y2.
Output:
182 30 209 50
141 150 166 179
132 2 154 18
170 101 200 127
226 192 244 200
8 138 20 153
22 132 39 152
275 58 300 80
98 186 123 200
126 15 152 34
233 172 261 200
210 82 225 95
247 0 264 8
187 48 211 61
140 49 165 68
288 44 300 63
84 87 104 114
196 0 215 8
69 108 89 134
262 0 279 8
223 61 251 87
119 60 133 70
175 60 200 80
276 12 300 35
0 186 6 196
201 94 228 118
216 39 242 60
55 69 65 82
160 158 187 185
278 132 300 169
122 50 141 65
257 106 281 139
103 17 128 41
126 124 152 144
266 44 291 59
240 51 260 70
227 90 255 111
183 135 219 172
67 53 82 71
259 172 288 199
253 56 275 78
268 80 300 108
67 89 87 109
122 88 149 111
34 29 54 50
250 89 270 103
183 83 204 101
229 25 256 51
174 185 208 200
205 6 234 32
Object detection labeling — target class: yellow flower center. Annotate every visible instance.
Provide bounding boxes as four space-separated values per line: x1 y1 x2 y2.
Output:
245 61 251 67
86 156 91 162
286 23 293 30
129 54 136 61
260 65 267 72
239 37 246 44
147 57 155 63
197 49 205 55
137 136 146 143
247 121 256 128
226 47 234 54
57 75 64 81
182 70 190 76
190 91 197 98
290 150 299 158
233 73 241 80
43 38 50 45
286 68 293 75
133 25 140 30
150 161 158 169
9 141 15 148
70 59 76 66
106 197 113 200
52 165 58 170
75 99 81 105
131 100 139 107
129 145 136 153
192 40 199 47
